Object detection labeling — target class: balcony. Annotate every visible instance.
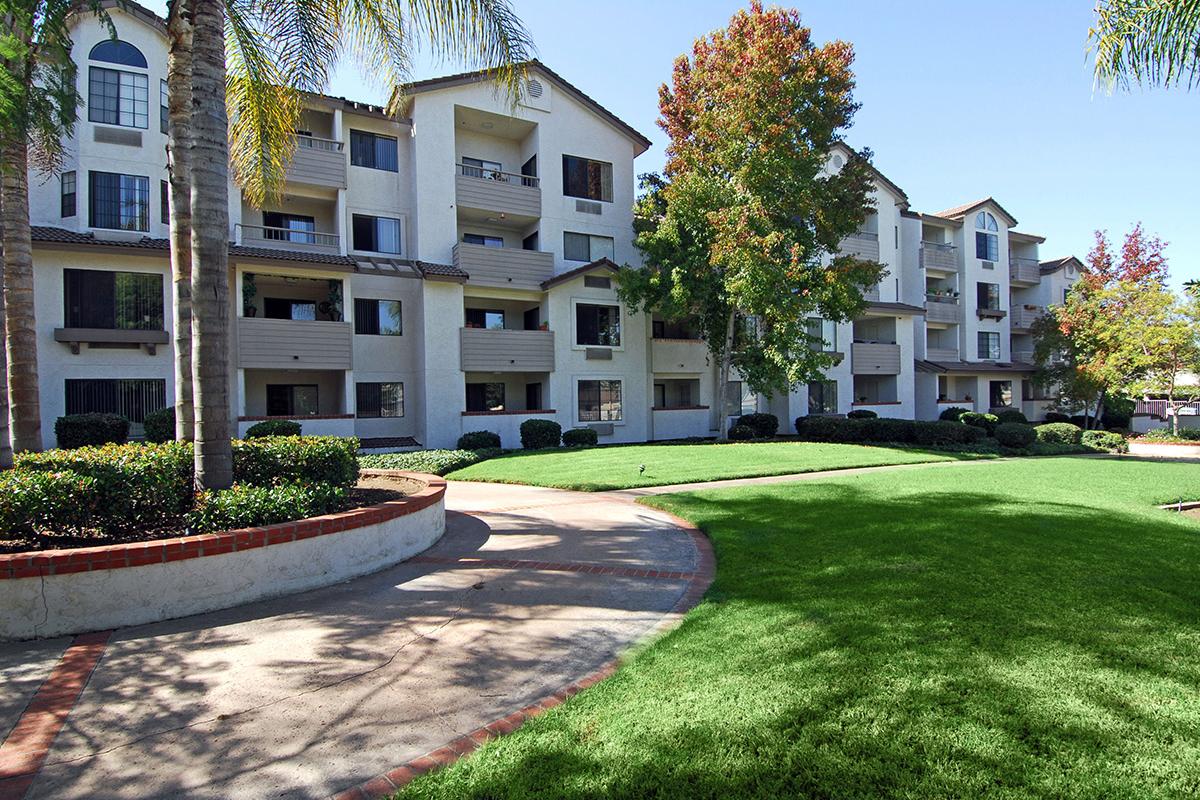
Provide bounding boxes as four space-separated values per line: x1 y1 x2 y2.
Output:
925 296 961 324
927 347 959 361
1009 257 1040 286
1012 348 1035 364
287 136 346 189
460 328 554 372
651 338 710 373
1010 305 1045 332
455 163 541 219
863 284 881 303
839 231 879 261
452 243 554 291
851 342 901 375
237 317 352 370
919 242 957 272
236 224 341 255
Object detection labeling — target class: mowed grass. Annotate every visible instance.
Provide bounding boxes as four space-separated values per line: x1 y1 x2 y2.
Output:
398 457 1200 799
445 440 985 490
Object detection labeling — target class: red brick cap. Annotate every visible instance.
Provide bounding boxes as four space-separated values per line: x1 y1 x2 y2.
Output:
0 471 444 580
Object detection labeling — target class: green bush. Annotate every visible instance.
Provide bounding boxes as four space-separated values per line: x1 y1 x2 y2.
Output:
727 424 756 441
359 448 498 476
143 407 176 443
846 409 878 420
187 483 348 534
938 406 969 422
54 413 129 449
563 428 599 447
1035 422 1083 445
912 420 983 446
796 416 864 443
1082 429 1128 453
960 412 999 436
735 413 779 437
862 417 916 443
0 469 99 536
232 436 359 489
457 431 502 450
994 409 1029 425
520 418 562 450
995 422 1037 448
245 419 302 438
1102 411 1131 430
1140 427 1200 442
1044 412 1071 424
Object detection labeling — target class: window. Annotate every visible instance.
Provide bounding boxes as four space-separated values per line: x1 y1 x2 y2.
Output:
60 171 76 218
463 233 504 248
584 275 612 289
724 381 757 416
1063 287 1071 305
578 379 622 421
808 380 838 414
989 380 1012 408
354 298 402 335
525 382 542 410
461 156 502 180
806 318 837 352
351 214 402 254
64 269 163 331
977 331 1000 360
160 80 168 134
262 211 316 243
356 382 404 418
466 382 505 412
65 378 164 426
349 130 398 171
974 211 999 261
465 308 505 329
976 282 1001 310
575 303 620 347
89 40 148 68
263 298 316 321
563 232 615 262
562 155 613 202
88 172 149 231
160 180 168 224
266 384 318 416
88 67 149 128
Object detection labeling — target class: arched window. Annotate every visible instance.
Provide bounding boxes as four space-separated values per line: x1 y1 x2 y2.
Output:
974 210 999 261
974 211 998 232
88 40 147 68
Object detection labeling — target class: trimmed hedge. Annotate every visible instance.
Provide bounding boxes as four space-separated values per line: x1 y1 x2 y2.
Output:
245 419 302 438
796 416 982 447
563 427 599 447
187 483 348 534
863 417 917 444
994 409 1029 425
735 413 779 437
1139 427 1200 442
1082 430 1128 453
457 430 502 451
995 422 1037 448
1102 411 1132 430
846 409 878 420
913 420 983 447
0 470 99 536
520 419 562 450
938 407 969 422
727 424 756 441
1035 422 1083 445
359 448 498 476
960 412 999 436
232 436 359 489
55 413 129 449
143 407 176 443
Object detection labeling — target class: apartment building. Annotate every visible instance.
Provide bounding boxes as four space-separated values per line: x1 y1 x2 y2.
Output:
27 2 1080 452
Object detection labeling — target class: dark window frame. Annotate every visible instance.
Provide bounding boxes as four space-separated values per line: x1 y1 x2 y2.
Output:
976 281 1001 311
64 268 164 331
349 129 399 172
975 231 999 261
65 378 165 427
562 155 613 202
351 213 403 254
61 171 76 218
977 331 1001 360
575 302 621 347
354 298 402 336
465 382 505 412
808 380 838 414
356 382 404 418
265 384 319 416
87 65 149 129
88 171 149 232
577 379 622 422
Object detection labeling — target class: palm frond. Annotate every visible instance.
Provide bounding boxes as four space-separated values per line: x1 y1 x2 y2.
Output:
1090 0 1200 91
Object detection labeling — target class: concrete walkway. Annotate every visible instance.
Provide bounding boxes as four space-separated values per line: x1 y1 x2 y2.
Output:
0 482 707 800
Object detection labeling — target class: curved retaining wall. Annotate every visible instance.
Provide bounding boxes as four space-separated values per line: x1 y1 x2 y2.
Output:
0 471 446 641
1128 441 1200 459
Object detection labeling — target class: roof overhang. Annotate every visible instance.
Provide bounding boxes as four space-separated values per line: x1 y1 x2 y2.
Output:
541 257 621 290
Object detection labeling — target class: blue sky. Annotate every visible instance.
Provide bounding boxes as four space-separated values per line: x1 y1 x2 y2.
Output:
142 0 1200 287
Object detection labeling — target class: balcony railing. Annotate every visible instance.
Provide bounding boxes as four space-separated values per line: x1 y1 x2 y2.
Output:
925 295 960 324
919 242 957 271
296 135 343 152
1012 349 1035 363
452 242 554 290
456 163 539 188
1010 305 1045 330
236 317 352 370
236 224 340 253
851 342 901 375
455 164 542 218
287 135 347 188
839 231 880 262
1009 257 1040 285
927 346 959 361
460 327 555 372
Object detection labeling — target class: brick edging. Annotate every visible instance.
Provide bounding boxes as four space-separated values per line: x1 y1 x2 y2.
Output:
330 506 714 800
0 472 445 580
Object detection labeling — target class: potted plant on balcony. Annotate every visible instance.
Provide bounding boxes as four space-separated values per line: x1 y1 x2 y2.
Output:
538 321 549 331
242 274 257 316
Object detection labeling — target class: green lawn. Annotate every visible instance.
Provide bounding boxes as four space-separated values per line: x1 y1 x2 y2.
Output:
445 441 985 490
399 457 1200 799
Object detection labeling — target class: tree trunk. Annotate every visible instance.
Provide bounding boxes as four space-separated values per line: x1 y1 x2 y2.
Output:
188 0 233 489
0 191 14 468
167 6 194 442
0 138 40 452
714 311 736 441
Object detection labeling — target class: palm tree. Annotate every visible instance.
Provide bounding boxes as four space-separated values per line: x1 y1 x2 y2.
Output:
1184 278 1200 299
165 6 193 442
1090 0 1200 91
169 0 533 488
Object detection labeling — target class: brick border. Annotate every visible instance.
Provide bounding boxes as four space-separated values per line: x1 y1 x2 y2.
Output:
0 471 443 580
329 507 714 800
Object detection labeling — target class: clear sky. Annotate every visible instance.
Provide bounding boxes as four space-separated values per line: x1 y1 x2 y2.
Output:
142 0 1200 287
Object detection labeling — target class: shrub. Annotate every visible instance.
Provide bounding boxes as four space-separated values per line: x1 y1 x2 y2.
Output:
520 418 562 450
55 413 129 449
793 416 808 434
1044 412 1071 424
796 416 864 443
1034 422 1083 446
1140 427 1200 442
846 409 878 420
736 413 779 437
0 469 99 536
1102 411 1131 430
862 417 916 443
563 427 599 447
960 412 999 436
1082 429 1128 453
995 422 1037 448
187 483 348 534
245 418 302 438
727 424 756 441
912 420 982 446
359 448 498 476
938 406 969 422
143 407 176 443
232 436 359 490
457 430 502 451
994 409 1029 425
1069 415 1093 429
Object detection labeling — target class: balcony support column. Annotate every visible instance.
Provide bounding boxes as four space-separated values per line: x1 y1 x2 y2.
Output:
336 188 348 256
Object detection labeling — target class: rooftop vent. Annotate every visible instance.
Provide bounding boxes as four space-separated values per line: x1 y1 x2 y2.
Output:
526 78 544 98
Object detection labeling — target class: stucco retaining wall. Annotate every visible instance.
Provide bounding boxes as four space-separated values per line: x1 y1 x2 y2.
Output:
0 471 445 641
1128 442 1200 459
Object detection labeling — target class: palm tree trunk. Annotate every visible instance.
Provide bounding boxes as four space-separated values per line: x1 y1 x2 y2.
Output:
0 190 14 468
167 5 194 442
0 138 41 452
188 0 233 489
